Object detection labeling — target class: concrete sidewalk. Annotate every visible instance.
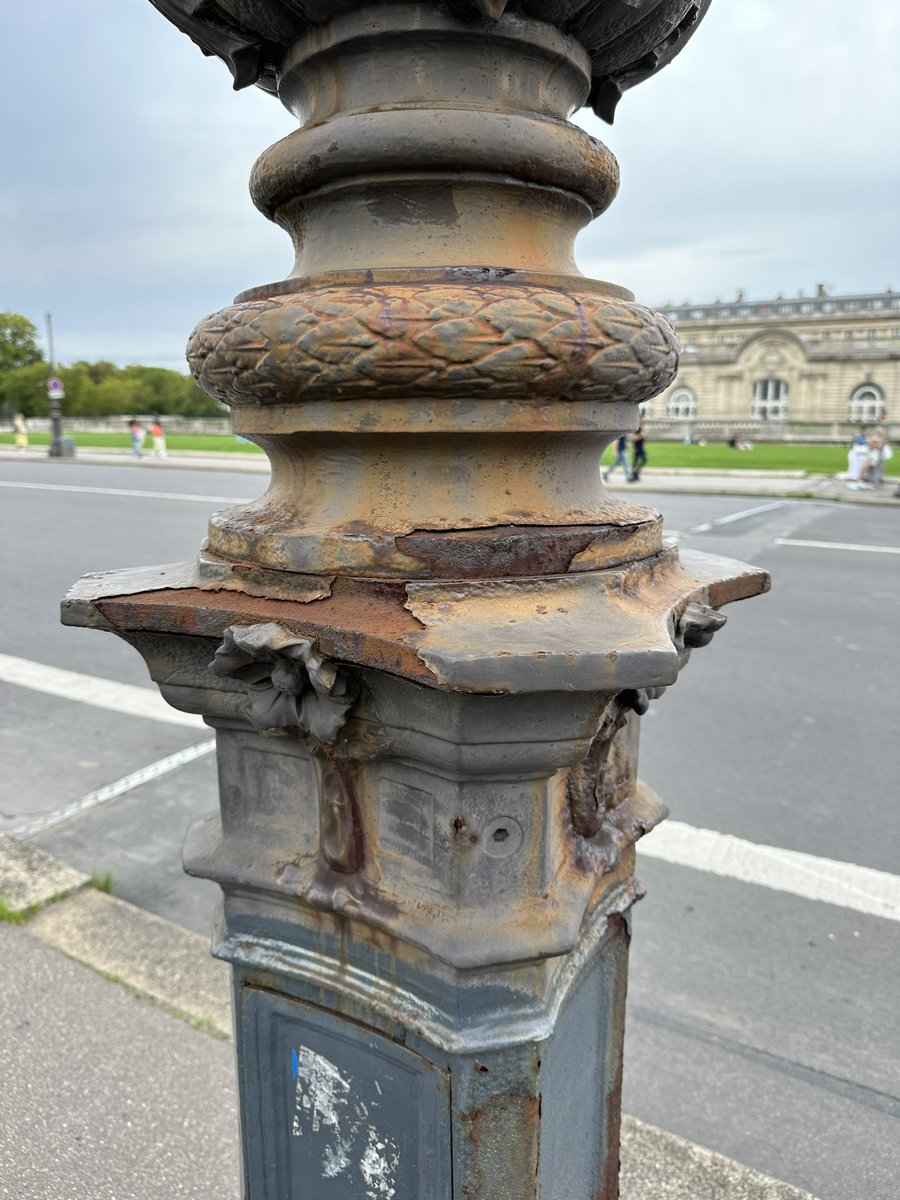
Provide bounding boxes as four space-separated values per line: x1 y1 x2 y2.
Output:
0 835 816 1200
3 442 898 505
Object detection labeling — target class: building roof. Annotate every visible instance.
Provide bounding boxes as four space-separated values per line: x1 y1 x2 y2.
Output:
661 290 900 324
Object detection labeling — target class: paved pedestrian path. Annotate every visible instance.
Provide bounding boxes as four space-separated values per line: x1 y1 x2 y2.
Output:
0 836 815 1199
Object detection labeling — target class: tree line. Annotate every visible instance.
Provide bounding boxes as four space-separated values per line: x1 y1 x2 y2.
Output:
0 311 223 419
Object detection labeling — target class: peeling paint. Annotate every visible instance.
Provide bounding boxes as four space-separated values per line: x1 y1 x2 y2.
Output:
290 1045 400 1192
360 1128 400 1199
292 1045 351 1137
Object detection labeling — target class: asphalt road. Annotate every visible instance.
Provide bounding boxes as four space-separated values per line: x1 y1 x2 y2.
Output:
1 458 898 1199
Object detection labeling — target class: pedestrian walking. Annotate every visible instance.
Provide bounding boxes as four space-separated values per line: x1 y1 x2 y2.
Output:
150 418 167 459
129 419 146 459
603 434 630 482
13 412 28 453
629 420 647 481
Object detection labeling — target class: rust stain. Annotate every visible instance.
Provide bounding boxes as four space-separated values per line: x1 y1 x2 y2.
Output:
600 1022 625 1198
396 517 662 579
94 578 435 685
462 1093 541 1200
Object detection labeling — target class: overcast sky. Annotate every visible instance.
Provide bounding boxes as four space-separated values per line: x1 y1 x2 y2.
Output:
2 1 897 370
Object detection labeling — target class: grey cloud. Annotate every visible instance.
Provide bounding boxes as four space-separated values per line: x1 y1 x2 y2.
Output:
2 0 896 368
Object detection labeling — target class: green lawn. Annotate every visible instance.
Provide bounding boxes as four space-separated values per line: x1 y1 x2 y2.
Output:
3 430 896 475
602 440 898 476
0 431 264 453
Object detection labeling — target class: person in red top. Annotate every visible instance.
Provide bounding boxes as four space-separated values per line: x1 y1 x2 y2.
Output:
150 418 167 459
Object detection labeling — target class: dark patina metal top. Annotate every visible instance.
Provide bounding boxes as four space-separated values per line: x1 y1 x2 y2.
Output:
148 0 711 120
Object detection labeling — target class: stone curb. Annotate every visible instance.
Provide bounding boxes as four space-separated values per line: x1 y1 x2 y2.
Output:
0 834 816 1199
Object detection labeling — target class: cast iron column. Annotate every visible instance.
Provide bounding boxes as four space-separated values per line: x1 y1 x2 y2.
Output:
66 4 767 1197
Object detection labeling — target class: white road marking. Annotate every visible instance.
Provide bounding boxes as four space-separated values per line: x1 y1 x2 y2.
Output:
773 537 900 555
689 500 785 534
0 653 205 728
640 820 900 923
0 480 245 504
7 740 217 838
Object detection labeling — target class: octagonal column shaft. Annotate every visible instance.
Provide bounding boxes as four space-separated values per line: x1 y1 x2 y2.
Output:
66 3 766 1197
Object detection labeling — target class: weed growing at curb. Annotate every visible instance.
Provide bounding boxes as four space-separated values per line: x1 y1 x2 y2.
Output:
91 964 231 1040
0 890 75 924
90 870 115 894
0 896 34 924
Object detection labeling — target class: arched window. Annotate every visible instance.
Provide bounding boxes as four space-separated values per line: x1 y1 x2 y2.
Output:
667 387 697 419
849 384 884 423
752 378 788 420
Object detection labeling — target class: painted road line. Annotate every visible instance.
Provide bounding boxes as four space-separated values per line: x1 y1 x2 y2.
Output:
0 654 205 728
0 480 245 504
689 500 785 534
640 820 900 923
773 537 900 555
8 740 217 839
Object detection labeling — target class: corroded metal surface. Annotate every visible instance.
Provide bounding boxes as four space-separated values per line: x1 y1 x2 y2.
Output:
171 8 687 578
148 0 711 122
63 549 768 694
188 282 678 408
67 2 763 1195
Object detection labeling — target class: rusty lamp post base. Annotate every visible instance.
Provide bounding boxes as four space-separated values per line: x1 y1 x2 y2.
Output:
67 3 765 1196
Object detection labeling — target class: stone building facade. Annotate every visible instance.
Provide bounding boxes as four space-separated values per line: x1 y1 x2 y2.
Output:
647 286 899 436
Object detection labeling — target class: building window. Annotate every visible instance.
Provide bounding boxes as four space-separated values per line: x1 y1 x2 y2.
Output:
849 385 884 423
667 388 697 420
752 379 788 420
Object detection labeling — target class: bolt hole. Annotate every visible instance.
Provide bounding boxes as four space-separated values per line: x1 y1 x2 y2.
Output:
475 1063 489 1074
491 827 509 843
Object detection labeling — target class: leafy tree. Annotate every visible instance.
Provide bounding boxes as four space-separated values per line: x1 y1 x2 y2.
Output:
0 362 48 418
0 312 44 373
0 313 224 419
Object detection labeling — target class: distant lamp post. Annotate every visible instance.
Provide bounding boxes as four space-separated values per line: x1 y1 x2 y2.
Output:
45 312 72 458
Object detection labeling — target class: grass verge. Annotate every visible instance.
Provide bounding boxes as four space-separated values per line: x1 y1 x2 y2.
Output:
3 431 897 475
0 431 263 453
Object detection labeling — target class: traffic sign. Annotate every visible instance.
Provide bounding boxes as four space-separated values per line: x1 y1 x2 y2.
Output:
48 377 65 400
